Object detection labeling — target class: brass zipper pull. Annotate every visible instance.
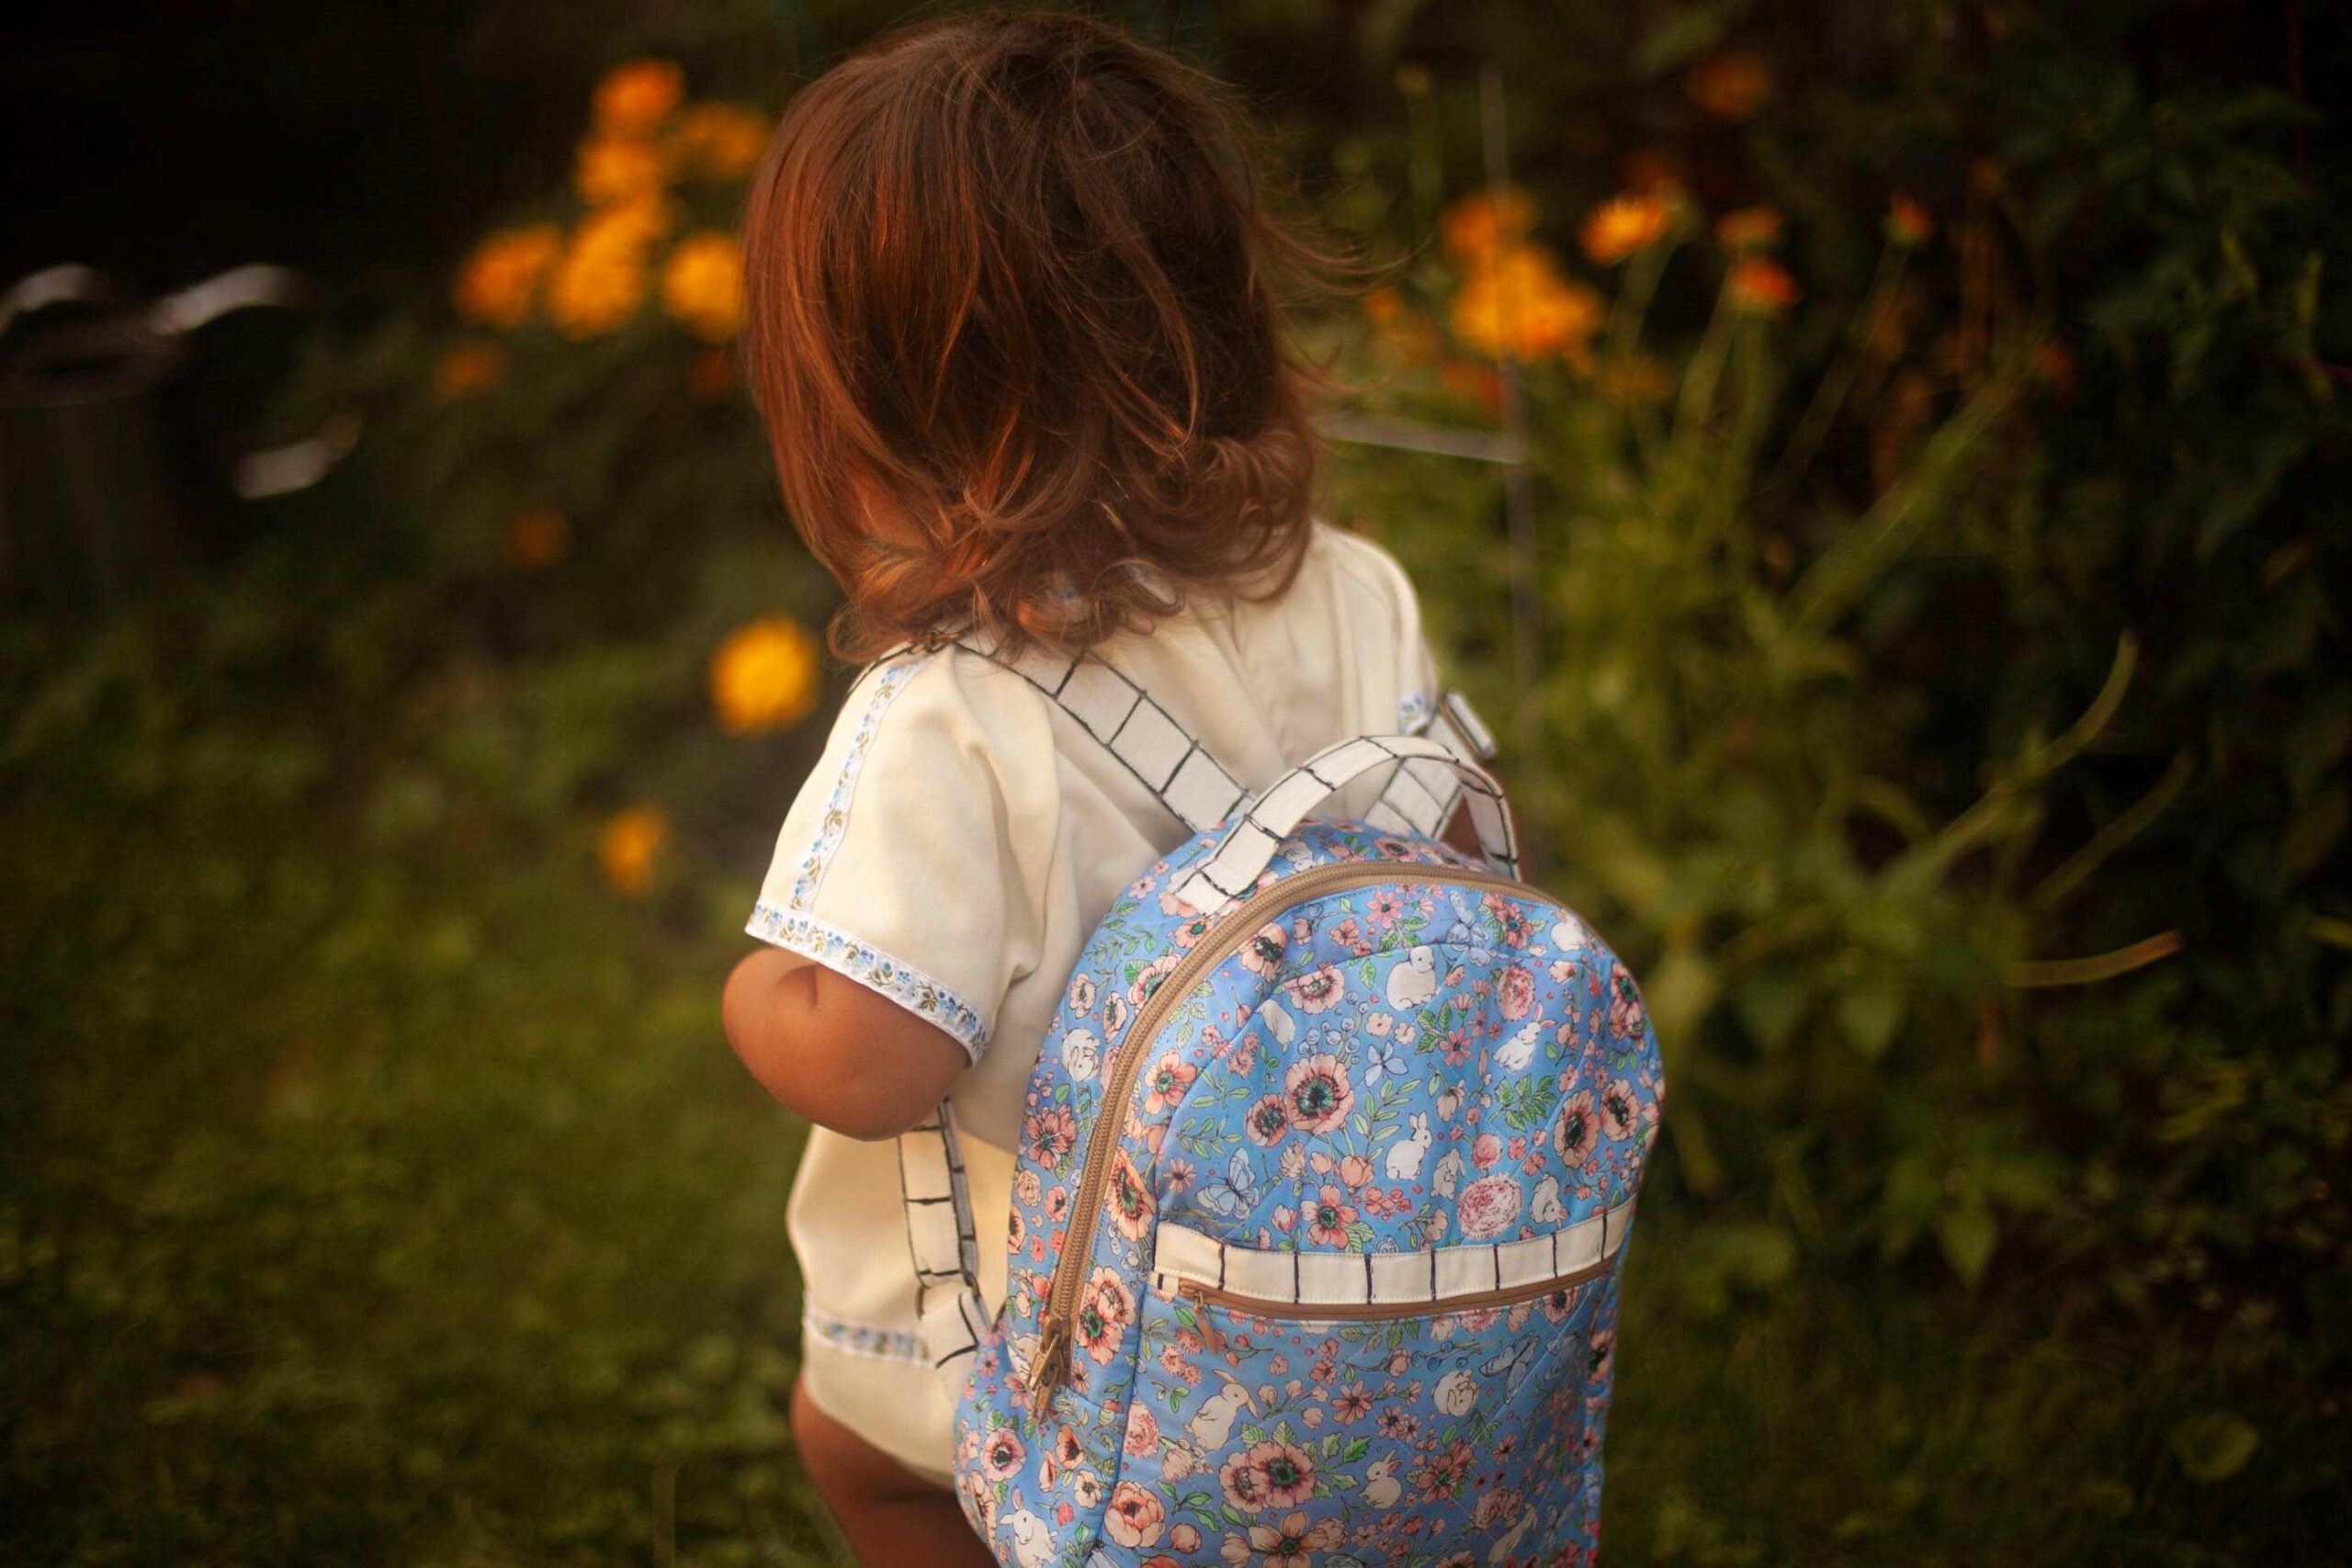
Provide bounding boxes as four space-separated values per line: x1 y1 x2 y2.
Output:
1178 1281 1227 1352
1030 1312 1072 1404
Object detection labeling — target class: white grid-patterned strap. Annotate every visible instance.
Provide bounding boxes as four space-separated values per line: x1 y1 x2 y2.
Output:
1369 688 1499 840
1173 733 1518 916
952 637 1249 835
898 1101 988 1393
1152 1195 1636 1309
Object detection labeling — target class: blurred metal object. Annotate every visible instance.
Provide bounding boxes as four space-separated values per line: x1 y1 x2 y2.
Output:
0 262 359 608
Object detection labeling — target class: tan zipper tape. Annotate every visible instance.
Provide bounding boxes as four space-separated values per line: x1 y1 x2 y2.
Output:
1029 859 1538 1398
1171 1256 1618 1352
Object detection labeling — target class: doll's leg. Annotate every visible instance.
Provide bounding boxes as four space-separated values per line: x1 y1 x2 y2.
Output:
788 1372 996 1567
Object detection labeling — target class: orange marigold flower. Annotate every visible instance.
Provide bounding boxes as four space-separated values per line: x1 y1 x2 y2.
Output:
1450 245 1605 365
1684 52 1773 122
431 340 508 401
1726 255 1801 316
661 231 743 343
672 102 771 181
1580 195 1672 265
1887 192 1933 246
1713 205 1783 252
597 807 669 897
453 224 561 329
575 134 673 205
1441 186 1537 263
502 505 569 571
594 60 684 137
710 616 821 735
545 197 673 339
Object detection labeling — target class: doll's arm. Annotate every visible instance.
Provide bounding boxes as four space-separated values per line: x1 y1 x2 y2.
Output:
722 946 967 1140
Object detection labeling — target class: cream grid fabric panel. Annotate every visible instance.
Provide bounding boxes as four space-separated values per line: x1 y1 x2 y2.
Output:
1151 1195 1637 1309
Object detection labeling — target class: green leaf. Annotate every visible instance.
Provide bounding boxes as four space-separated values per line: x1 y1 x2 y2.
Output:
1934 1203 1997 1286
1837 974 1906 1059
2170 1413 2260 1483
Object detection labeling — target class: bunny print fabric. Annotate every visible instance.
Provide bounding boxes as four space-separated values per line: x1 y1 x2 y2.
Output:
952 821 1666 1567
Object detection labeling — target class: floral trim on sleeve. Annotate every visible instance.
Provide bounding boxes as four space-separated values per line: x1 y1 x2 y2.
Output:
744 904 989 1061
785 655 924 911
802 1306 928 1366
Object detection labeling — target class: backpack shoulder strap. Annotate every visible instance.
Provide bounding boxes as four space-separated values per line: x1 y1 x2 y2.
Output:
1367 686 1501 840
950 635 1250 836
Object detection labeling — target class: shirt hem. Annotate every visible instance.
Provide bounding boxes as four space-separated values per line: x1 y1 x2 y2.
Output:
744 903 989 1062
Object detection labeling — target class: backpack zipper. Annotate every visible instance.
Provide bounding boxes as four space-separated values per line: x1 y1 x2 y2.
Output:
1029 858 1536 1403
1172 1251 1617 1353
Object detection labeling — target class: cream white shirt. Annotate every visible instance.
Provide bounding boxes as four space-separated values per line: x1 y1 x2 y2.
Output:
743 521 1446 1482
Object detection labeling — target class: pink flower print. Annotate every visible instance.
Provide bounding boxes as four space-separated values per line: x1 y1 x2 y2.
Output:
1242 1439 1317 1510
1132 953 1183 1007
1367 889 1406 925
1104 1482 1167 1548
1456 1172 1522 1239
1045 1185 1071 1222
1067 973 1097 1014
1159 1344 1200 1384
1273 1205 1297 1232
1123 1406 1160 1458
1054 1425 1084 1468
1498 964 1535 1021
1283 1054 1355 1133
1599 1076 1639 1141
1172 910 1216 948
1024 1106 1079 1168
1102 994 1131 1036
1608 965 1649 1037
1075 1268 1132 1364
1332 1382 1374 1422
1240 922 1288 977
1108 1147 1155 1239
1472 1132 1503 1169
1485 893 1534 948
1339 1154 1373 1189
1278 1142 1308 1183
981 1426 1024 1480
1165 1156 1196 1193
1015 1168 1043 1206
1554 1089 1599 1168
1474 1487 1526 1529
1305 1185 1358 1246
1217 1449 1269 1513
1588 1325 1617 1382
1171 1522 1202 1551
1141 1053 1197 1115
1364 1010 1394 1038
1284 964 1345 1014
1245 1094 1291 1145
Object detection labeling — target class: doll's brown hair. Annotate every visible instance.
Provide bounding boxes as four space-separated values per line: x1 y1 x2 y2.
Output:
741 6 1366 660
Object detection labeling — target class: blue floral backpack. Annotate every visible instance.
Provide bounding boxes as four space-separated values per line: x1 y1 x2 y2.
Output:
892 642 1665 1568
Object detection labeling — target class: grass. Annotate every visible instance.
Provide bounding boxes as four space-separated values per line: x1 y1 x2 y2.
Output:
3 602 2338 1566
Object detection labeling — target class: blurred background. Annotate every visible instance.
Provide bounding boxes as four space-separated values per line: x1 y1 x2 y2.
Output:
3 1 2346 1562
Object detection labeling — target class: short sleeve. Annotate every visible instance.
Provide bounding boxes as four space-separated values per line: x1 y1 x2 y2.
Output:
744 649 1058 1064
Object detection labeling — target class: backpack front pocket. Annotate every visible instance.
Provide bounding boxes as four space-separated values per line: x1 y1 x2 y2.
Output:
1098 1198 1635 1565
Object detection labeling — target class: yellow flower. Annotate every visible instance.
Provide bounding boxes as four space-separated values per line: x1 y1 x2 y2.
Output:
710 617 821 735
597 807 669 897
594 60 685 137
575 134 673 205
673 102 772 181
1449 244 1604 366
1440 186 1537 264
1726 255 1801 316
453 225 561 328
544 197 674 339
1579 195 1673 266
661 231 743 343
1713 205 1784 252
1684 52 1773 122
1887 192 1933 247
432 340 508 401
502 506 569 570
